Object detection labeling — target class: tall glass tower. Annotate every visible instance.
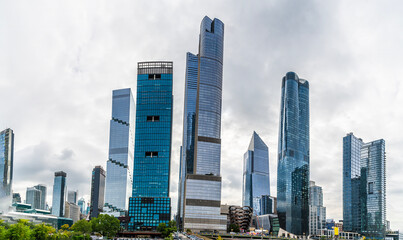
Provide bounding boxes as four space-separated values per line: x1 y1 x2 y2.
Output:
177 16 226 233
51 171 67 217
0 128 14 200
26 187 41 209
277 72 310 235
343 133 386 238
242 131 270 215
128 61 173 231
34 184 47 210
90 166 106 219
104 88 135 215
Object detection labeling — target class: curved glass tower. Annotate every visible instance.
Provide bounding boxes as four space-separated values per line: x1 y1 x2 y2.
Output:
277 72 310 235
0 128 14 200
178 16 226 233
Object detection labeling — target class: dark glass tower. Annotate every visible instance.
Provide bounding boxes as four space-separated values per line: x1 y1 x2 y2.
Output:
242 131 270 215
52 171 67 217
128 61 173 231
90 166 106 219
277 72 310 235
177 16 226 233
0 128 14 200
104 88 135 215
343 133 386 238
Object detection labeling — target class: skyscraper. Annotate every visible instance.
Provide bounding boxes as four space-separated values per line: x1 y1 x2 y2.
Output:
277 72 310 235
0 128 14 199
51 171 67 217
308 181 326 236
77 197 86 214
177 16 226 233
104 88 135 214
68 190 78 204
242 131 270 215
90 166 105 219
343 133 386 238
128 61 173 231
26 187 41 209
34 184 47 210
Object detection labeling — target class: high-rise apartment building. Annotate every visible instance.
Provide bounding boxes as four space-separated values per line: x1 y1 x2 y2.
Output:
128 61 173 231
177 16 226 233
242 131 270 215
343 133 386 238
51 171 67 217
104 88 135 214
34 184 47 210
68 190 78 204
26 187 41 209
277 72 310 235
308 181 326 236
90 166 105 219
0 128 14 199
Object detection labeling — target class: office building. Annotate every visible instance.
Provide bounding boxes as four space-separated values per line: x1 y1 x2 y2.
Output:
128 61 173 231
26 187 41 209
104 88 135 214
277 72 310 235
67 190 77 204
34 184 47 210
51 171 67 217
65 201 80 223
343 133 386 238
177 16 226 233
259 195 277 215
90 166 105 219
308 181 326 236
77 198 86 214
0 128 14 199
242 131 270 215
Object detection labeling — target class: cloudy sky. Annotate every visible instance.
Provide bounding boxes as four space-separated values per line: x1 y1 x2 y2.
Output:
1 0 402 230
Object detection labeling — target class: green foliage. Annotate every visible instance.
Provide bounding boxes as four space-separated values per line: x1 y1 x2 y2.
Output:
228 223 240 233
70 220 92 235
217 236 222 240
61 224 70 231
90 214 120 238
5 219 32 240
157 220 177 238
186 228 192 234
0 225 6 240
32 223 56 240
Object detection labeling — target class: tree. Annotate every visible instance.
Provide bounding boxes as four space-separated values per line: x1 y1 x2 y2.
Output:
90 214 120 238
228 223 240 233
70 219 92 235
32 223 56 240
5 220 32 240
0 225 6 240
157 221 177 238
186 228 192 234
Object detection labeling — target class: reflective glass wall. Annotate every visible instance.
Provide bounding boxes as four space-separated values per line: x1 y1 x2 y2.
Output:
104 88 135 214
0 128 14 199
51 171 67 217
277 72 310 235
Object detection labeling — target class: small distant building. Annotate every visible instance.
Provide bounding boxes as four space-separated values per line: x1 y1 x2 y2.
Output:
67 190 78 204
77 198 86 214
90 166 105 219
12 193 21 203
253 214 280 235
26 187 41 209
65 201 80 223
34 184 47 210
0 211 73 229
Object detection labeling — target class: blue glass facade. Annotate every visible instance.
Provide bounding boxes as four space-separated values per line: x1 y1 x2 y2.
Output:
178 16 227 233
0 128 14 200
343 133 386 238
242 131 270 215
104 88 135 214
52 171 67 217
128 61 173 231
277 72 310 235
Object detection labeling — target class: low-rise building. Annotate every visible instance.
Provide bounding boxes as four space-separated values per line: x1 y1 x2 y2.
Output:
228 205 253 232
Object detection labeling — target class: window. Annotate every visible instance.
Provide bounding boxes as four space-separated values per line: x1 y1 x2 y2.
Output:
146 116 160 122
148 74 161 80
145 152 158 158
368 182 374 194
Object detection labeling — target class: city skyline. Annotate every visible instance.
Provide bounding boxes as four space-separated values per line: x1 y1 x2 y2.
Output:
1 1 403 230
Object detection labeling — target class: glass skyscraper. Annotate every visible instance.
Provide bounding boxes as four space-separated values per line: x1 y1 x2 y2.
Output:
52 171 67 217
68 190 78 204
26 187 41 209
242 131 270 215
277 72 310 235
177 16 226 233
128 61 173 231
0 128 14 200
343 133 386 238
34 184 47 210
90 165 105 219
104 88 135 215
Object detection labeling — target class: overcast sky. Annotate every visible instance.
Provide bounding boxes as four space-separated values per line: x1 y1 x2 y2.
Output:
1 0 402 230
